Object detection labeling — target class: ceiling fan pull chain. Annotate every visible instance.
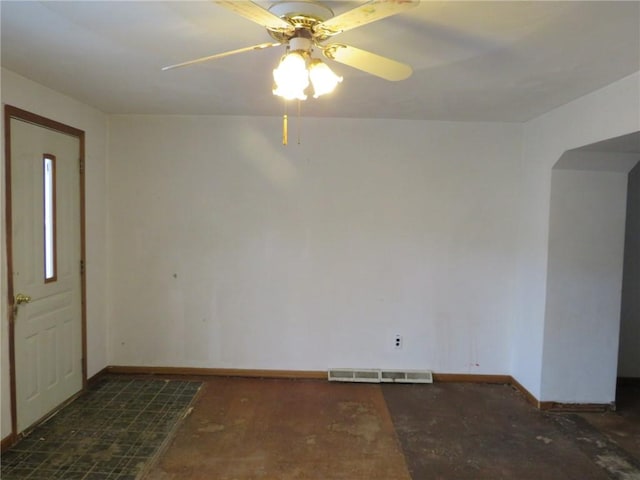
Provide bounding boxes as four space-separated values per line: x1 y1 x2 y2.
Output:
283 114 288 146
283 99 288 146
297 99 302 145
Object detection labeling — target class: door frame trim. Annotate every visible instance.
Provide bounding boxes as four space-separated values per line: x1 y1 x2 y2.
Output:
3 105 87 442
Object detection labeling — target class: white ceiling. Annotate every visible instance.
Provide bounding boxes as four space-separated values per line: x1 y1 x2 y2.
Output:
1 1 639 122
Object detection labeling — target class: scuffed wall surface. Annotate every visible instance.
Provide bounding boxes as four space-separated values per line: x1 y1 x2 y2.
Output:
107 115 522 374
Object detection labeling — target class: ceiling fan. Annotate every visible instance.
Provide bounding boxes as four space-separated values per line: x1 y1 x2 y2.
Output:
162 0 419 101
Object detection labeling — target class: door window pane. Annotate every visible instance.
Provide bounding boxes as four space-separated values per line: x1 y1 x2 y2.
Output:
43 155 57 282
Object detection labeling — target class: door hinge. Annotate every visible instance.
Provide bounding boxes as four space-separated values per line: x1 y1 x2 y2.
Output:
79 157 84 174
80 260 85 275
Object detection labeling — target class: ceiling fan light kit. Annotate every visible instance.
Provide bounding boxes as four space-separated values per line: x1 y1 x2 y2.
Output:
162 0 419 142
272 36 343 101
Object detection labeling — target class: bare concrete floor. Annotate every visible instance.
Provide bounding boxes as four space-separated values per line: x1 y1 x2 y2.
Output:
578 382 640 461
384 382 640 480
146 377 640 480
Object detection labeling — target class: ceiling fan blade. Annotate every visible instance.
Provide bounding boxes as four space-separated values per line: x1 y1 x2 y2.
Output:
322 44 412 81
215 1 294 34
314 0 419 37
162 42 281 71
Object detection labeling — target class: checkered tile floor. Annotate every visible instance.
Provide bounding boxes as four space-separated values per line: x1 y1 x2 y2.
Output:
1 377 201 479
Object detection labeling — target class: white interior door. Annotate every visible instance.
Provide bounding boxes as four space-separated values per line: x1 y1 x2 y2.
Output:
9 116 84 433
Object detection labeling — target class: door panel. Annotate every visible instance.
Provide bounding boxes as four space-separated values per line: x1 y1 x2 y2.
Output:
8 115 83 433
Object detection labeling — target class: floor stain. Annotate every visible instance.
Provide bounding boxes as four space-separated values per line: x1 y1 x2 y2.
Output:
328 413 381 443
198 423 226 433
596 454 640 480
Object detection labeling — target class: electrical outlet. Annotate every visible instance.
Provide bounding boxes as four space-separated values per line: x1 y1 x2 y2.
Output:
394 334 403 349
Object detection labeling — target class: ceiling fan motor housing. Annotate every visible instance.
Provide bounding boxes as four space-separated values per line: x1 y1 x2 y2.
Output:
267 1 335 44
268 1 334 23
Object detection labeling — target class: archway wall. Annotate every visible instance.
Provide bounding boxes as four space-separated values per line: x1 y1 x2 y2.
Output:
619 163 640 378
542 156 636 404
513 72 640 402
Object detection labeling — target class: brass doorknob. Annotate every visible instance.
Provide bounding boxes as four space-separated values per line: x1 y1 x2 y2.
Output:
15 293 31 305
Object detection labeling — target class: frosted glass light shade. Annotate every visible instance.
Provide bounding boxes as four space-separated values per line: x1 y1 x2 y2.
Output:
273 52 309 100
309 59 342 98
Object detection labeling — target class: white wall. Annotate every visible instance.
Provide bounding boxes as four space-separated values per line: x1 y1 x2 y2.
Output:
514 72 640 401
107 115 522 374
542 165 630 404
1 69 109 440
619 163 640 377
